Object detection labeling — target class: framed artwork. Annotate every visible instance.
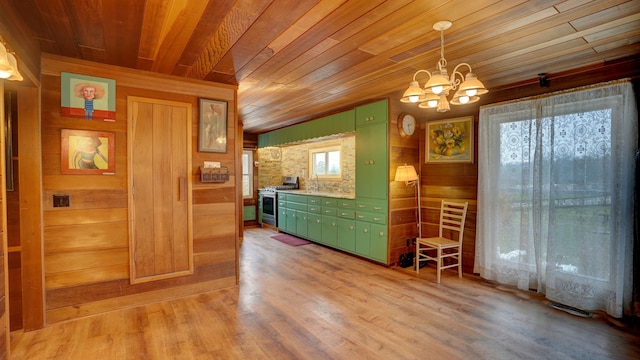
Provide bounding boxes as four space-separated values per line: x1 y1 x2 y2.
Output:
61 129 115 175
198 98 228 153
60 72 116 121
426 116 474 163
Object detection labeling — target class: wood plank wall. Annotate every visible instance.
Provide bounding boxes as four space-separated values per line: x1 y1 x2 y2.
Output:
36 55 239 324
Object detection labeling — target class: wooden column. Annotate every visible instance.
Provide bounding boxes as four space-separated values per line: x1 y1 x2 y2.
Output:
18 86 45 330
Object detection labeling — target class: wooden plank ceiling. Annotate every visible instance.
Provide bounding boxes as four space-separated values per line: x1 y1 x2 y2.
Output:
6 0 640 133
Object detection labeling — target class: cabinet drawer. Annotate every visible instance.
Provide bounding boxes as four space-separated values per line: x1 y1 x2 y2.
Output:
307 205 322 213
308 197 322 205
355 211 387 224
337 210 355 219
321 207 336 216
287 194 307 203
337 199 355 209
356 199 387 213
321 198 337 207
288 202 307 211
278 200 287 208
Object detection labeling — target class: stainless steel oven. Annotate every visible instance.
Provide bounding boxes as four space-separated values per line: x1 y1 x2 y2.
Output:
260 190 277 226
260 176 299 227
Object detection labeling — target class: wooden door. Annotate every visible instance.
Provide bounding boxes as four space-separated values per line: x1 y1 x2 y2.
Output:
128 97 193 284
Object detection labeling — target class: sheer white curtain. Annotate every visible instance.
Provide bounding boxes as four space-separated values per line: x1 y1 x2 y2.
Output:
476 80 637 318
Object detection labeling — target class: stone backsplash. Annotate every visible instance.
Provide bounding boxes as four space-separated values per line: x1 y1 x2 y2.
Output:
258 134 355 195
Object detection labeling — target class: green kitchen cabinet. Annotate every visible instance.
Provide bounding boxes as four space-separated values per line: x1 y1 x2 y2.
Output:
286 208 297 233
355 99 388 127
337 218 356 251
278 206 287 231
355 221 387 262
307 213 322 242
368 223 388 262
321 213 338 247
356 122 388 200
296 210 308 238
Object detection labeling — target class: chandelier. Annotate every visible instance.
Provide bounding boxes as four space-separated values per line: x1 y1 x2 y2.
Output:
401 21 487 112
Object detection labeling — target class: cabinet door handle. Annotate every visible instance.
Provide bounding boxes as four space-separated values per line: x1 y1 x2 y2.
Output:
332 222 336 226
374 217 381 221
317 219 321 223
349 226 354 230
364 228 369 233
374 207 381 210
379 232 384 236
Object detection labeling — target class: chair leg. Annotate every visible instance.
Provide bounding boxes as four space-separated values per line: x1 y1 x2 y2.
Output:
436 246 441 284
458 253 462 279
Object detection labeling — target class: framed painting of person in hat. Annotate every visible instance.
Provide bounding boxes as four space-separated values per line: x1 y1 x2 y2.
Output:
60 72 116 121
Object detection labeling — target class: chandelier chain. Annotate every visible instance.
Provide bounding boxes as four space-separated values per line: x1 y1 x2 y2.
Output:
438 30 447 71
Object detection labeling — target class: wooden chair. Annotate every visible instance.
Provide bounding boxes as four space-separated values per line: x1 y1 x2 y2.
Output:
416 200 468 283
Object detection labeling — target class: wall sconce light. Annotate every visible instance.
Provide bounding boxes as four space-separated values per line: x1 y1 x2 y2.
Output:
395 164 422 238
0 40 23 81
400 21 487 112
254 161 259 167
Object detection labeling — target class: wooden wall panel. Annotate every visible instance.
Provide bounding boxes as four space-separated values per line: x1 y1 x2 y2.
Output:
388 102 421 266
18 86 45 330
37 55 239 324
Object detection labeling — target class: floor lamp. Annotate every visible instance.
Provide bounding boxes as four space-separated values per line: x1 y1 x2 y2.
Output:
394 165 422 239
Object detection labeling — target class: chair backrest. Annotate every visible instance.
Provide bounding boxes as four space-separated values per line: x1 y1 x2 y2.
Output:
438 200 469 243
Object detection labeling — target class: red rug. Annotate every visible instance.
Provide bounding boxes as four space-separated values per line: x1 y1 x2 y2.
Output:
271 234 311 246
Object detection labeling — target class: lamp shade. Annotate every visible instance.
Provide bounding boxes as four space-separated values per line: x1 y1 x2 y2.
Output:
450 89 479 105
395 165 418 182
0 43 14 79
459 72 488 96
424 69 451 94
400 80 426 103
6 52 22 81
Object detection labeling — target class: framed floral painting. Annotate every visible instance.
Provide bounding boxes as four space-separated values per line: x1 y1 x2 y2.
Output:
426 116 474 163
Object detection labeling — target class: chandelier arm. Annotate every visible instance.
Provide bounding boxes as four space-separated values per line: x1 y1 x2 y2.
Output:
449 62 473 90
412 69 432 82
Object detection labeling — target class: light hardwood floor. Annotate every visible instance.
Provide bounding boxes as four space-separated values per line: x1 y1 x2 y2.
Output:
10 227 640 359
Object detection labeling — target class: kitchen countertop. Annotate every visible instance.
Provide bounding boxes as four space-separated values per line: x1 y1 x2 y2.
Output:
276 189 356 199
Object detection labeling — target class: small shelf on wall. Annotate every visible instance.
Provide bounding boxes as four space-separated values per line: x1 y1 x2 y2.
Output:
200 166 230 183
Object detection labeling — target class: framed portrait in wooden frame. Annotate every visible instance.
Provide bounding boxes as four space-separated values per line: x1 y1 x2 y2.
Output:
60 72 116 121
198 98 228 153
61 129 115 175
425 116 474 163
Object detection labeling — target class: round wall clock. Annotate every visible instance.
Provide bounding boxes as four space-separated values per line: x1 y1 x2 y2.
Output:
398 113 416 138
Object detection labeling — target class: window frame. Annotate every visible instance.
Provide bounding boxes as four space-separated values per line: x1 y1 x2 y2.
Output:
242 150 253 199
308 144 342 180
